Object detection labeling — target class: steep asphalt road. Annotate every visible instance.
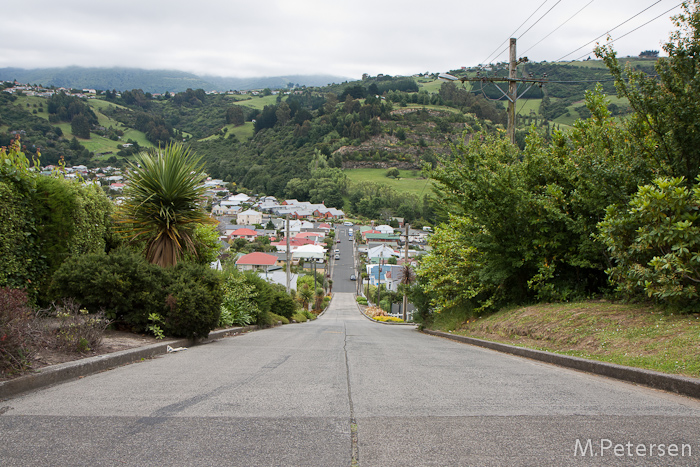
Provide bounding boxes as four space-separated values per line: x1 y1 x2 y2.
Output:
2 293 700 466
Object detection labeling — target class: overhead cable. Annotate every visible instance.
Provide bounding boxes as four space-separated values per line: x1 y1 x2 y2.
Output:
482 0 550 65
490 0 564 64
569 2 683 61
555 0 664 62
521 0 596 56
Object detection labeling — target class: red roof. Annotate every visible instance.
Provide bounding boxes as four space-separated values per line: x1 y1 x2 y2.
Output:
296 232 324 239
231 228 258 236
271 238 314 247
236 252 278 266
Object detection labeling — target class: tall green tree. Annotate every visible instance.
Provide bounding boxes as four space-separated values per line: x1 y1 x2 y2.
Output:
116 143 214 267
70 114 90 139
596 0 700 182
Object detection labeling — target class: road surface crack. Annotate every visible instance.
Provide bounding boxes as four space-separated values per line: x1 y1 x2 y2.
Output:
344 323 359 466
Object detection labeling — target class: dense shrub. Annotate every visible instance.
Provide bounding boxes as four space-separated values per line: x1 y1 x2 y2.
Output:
34 176 115 282
291 311 308 323
48 248 168 328
243 271 274 318
598 177 700 311
219 271 258 327
0 287 35 376
269 312 289 325
162 262 222 339
270 286 298 319
0 139 44 299
0 181 42 294
51 249 223 337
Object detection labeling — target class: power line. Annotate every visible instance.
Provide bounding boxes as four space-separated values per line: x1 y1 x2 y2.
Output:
482 0 550 65
555 0 664 62
570 3 682 61
517 0 563 42
521 0 596 56
489 0 564 64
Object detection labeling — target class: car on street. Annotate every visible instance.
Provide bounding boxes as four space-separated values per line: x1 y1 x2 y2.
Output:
350 274 356 281
335 254 340 260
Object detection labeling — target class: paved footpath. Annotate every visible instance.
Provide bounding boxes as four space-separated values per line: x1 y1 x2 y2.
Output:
2 293 700 466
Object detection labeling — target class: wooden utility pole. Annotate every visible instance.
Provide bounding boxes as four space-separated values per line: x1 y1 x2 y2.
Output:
507 38 518 145
402 223 410 322
285 215 290 293
439 38 546 146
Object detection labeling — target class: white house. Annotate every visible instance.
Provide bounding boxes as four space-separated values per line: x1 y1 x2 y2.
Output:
375 225 395 234
236 209 263 226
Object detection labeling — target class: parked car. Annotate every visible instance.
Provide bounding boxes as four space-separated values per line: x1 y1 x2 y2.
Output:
335 254 340 260
350 274 356 281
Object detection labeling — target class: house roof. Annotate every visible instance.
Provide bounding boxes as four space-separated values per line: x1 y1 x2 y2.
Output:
231 228 258 236
292 244 325 259
236 252 278 266
238 209 260 216
296 232 324 239
271 238 315 247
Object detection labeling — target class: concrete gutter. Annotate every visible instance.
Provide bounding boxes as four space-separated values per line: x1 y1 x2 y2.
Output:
423 329 700 400
0 325 257 400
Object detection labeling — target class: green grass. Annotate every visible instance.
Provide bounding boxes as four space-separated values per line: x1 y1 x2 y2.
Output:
403 103 460 113
344 168 432 197
438 301 700 378
418 79 445 94
13 96 50 120
200 122 255 142
227 94 280 110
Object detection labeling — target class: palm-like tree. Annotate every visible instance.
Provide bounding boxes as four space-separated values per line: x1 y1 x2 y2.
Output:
399 263 416 321
116 143 213 267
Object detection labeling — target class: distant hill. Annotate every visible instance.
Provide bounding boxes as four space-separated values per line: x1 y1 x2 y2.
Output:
0 67 350 93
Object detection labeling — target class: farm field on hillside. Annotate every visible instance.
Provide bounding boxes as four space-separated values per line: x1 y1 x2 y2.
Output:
344 168 432 197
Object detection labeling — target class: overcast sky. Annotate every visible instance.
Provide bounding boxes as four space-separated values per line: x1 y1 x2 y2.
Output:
2 0 683 80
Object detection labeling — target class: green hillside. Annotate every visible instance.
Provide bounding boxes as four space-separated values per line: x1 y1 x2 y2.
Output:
0 58 654 211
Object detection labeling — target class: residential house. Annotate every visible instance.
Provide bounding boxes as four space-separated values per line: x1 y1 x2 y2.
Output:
236 252 278 272
229 227 258 242
213 203 242 216
364 233 401 248
237 208 263 226
314 207 345 219
375 225 395 234
366 263 403 292
270 237 317 252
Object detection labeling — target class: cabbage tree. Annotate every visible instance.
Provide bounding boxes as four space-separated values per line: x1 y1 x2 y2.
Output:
116 143 213 267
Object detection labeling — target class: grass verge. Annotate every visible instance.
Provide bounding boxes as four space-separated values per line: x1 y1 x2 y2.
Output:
432 301 700 378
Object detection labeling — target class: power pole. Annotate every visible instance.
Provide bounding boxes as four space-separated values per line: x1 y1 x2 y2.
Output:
285 215 290 293
402 223 410 322
507 38 517 146
439 38 546 146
